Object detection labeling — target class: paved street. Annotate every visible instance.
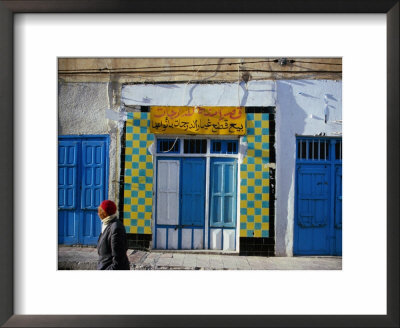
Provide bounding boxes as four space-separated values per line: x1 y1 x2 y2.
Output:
58 246 342 270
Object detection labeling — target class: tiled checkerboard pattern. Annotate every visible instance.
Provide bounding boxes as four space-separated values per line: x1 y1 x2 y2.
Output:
240 113 270 237
123 112 154 234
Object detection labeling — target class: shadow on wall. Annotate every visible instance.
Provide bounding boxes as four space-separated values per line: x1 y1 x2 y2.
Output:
288 80 315 86
186 84 198 106
186 59 225 106
240 81 249 106
275 81 307 256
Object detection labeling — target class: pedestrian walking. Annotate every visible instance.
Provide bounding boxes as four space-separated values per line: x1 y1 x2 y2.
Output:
96 200 130 270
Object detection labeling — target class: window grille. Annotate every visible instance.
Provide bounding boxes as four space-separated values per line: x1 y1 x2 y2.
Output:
212 141 222 153
335 140 342 160
297 138 334 161
210 140 239 154
183 139 207 154
157 139 180 153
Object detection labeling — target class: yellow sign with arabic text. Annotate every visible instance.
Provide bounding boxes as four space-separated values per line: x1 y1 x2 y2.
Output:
150 106 246 135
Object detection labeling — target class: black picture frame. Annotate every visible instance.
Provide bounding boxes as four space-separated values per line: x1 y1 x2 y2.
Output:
1 1 398 327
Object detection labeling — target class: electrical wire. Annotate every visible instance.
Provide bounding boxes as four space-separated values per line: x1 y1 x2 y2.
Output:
182 59 208 105
161 137 179 153
237 65 241 107
59 59 342 74
293 60 342 65
58 59 277 73
59 69 342 75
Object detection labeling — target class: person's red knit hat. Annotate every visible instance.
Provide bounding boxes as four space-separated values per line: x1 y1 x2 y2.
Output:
99 200 117 216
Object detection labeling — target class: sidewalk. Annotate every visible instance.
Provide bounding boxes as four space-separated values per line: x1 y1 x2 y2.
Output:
58 246 342 270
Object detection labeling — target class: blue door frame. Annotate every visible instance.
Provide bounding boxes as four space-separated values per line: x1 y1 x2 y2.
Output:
58 135 109 245
334 165 342 255
294 137 342 256
154 157 206 249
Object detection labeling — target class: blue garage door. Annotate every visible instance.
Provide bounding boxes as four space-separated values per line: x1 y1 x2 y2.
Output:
58 136 109 245
294 137 342 256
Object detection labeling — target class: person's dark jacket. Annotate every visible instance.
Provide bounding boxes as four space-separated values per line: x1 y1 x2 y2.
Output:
97 217 130 270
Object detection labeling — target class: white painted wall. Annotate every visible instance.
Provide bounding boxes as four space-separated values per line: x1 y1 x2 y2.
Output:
275 80 342 256
122 80 276 107
58 82 122 203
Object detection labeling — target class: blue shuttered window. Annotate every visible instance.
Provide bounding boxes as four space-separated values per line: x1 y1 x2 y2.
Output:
209 158 237 228
294 137 342 255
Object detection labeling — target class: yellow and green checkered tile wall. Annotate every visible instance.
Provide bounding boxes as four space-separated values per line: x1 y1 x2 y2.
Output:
240 113 270 238
122 111 271 238
123 112 154 234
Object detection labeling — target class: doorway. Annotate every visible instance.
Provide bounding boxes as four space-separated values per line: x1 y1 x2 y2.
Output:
58 135 109 245
154 138 239 250
294 137 342 255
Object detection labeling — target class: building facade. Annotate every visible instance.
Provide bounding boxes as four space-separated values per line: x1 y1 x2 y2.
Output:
58 58 342 256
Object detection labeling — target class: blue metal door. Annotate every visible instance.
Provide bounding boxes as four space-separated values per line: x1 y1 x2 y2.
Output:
294 165 331 255
58 136 109 245
294 137 342 255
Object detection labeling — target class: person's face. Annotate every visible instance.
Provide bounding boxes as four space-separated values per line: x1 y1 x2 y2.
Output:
98 207 108 220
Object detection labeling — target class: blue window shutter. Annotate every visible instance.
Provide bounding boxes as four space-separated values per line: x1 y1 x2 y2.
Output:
81 141 106 210
210 158 237 228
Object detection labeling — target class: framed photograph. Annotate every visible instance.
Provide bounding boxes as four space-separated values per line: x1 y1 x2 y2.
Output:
1 1 398 327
